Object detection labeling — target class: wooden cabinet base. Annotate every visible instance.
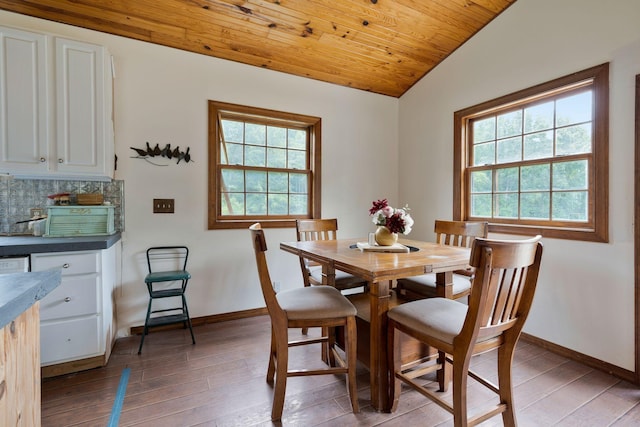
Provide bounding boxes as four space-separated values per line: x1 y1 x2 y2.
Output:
41 355 105 379
0 303 41 427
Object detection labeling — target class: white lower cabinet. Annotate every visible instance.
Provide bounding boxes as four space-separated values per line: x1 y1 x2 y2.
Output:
31 246 116 371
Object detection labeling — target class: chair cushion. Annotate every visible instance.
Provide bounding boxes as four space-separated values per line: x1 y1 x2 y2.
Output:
308 266 367 290
388 298 468 345
396 272 471 297
277 285 357 320
145 270 191 283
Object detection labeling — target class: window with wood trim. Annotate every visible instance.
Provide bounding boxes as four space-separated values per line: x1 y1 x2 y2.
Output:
454 63 609 242
208 101 321 229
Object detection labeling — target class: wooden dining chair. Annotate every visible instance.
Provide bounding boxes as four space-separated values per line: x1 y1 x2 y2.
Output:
396 220 488 301
387 235 543 426
296 218 368 292
249 223 359 421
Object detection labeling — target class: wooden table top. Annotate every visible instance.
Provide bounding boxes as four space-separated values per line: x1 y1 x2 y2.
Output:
280 238 471 283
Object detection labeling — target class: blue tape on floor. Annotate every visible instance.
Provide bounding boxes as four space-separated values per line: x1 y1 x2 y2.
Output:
107 367 130 427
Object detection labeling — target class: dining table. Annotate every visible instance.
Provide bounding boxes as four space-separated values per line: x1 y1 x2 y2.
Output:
280 237 472 412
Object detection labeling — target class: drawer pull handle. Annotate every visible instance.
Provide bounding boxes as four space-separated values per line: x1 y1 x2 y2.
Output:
40 157 46 163
64 297 71 302
63 263 70 268
58 158 64 164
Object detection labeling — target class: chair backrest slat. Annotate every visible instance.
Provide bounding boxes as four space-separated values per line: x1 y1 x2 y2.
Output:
463 236 543 342
434 220 488 248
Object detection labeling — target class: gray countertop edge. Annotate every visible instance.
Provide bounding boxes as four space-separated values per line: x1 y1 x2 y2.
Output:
0 270 62 329
0 233 121 257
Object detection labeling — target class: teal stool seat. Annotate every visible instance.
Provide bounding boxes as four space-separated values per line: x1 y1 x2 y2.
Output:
145 271 191 283
138 246 195 354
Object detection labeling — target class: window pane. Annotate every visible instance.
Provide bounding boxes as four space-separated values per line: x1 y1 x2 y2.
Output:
289 173 307 194
221 169 244 191
288 129 306 150
471 170 492 193
267 147 286 168
221 120 243 143
221 192 244 215
245 145 265 167
497 110 522 139
497 137 522 164
290 194 308 214
521 164 550 191
552 191 588 221
556 123 591 155
523 131 553 160
496 167 519 192
473 117 495 143
288 149 306 169
473 142 495 166
471 194 492 217
267 126 287 148
268 194 288 214
556 91 592 127
246 193 267 215
221 142 243 165
495 193 518 218
521 192 550 219
524 101 554 133
245 123 266 145
268 172 288 193
553 160 588 190
246 170 266 192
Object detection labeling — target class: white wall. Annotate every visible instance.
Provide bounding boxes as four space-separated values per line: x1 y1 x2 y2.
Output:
0 11 399 336
399 0 640 370
4 0 639 373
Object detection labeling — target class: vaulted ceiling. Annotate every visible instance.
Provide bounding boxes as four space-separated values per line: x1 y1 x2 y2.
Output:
0 0 515 97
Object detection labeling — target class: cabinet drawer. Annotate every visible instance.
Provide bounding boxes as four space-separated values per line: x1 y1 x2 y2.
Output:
40 275 99 321
32 251 99 275
40 316 102 365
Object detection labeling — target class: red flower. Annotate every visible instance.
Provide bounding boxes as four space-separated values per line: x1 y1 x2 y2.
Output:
385 213 406 234
369 199 388 215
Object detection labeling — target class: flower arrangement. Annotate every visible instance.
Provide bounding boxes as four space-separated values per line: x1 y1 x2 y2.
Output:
369 198 414 235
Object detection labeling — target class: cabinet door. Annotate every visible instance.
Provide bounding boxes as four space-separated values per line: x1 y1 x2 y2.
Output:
0 26 49 174
55 37 111 177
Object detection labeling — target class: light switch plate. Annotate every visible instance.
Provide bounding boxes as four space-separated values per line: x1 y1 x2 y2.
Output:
153 199 174 213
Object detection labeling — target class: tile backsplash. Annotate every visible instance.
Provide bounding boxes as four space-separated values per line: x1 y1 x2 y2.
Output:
0 176 124 235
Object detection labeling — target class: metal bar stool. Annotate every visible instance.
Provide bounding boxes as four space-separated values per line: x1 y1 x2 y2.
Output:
138 246 195 354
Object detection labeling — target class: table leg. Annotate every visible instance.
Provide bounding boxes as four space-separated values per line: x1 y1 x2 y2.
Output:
435 271 453 391
369 279 390 411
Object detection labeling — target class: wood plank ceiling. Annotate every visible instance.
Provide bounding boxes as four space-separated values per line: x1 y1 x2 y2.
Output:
0 0 515 98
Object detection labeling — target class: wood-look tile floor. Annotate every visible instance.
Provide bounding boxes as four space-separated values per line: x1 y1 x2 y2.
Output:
42 315 640 426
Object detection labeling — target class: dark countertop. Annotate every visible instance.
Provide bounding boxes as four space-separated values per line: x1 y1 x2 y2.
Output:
0 271 62 329
0 233 121 257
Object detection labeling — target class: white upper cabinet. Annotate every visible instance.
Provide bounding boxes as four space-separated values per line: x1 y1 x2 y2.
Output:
0 26 49 174
0 25 114 180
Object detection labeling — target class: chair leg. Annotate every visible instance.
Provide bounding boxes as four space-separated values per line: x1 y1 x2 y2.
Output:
346 316 359 414
498 343 517 427
327 326 337 367
181 293 196 345
271 328 289 421
387 320 402 413
137 297 153 354
451 356 470 427
266 327 276 384
437 350 450 392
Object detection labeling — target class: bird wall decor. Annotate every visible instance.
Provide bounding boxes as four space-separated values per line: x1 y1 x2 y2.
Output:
130 142 193 165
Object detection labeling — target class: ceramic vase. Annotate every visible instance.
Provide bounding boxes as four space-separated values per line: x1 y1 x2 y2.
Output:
374 226 398 246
